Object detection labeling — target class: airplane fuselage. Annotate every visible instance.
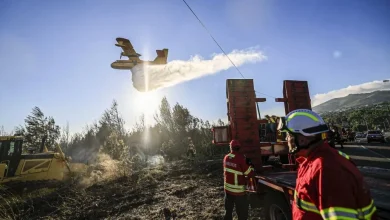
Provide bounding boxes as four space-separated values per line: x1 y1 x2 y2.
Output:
111 59 166 70
112 37 168 70
111 60 140 70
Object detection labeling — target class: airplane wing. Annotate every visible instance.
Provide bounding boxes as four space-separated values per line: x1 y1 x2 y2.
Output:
115 37 136 56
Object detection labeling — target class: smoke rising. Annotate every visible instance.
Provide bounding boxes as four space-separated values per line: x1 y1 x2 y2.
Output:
78 153 120 187
130 47 267 92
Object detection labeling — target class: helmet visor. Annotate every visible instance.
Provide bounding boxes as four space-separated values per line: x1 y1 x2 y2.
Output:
277 116 329 135
301 124 329 134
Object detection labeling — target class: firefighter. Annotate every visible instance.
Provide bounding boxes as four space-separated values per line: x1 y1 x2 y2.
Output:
334 126 345 149
186 137 196 159
223 140 255 220
277 109 378 220
327 126 336 148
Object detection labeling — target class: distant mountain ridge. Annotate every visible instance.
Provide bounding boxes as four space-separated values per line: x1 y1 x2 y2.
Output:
313 90 390 113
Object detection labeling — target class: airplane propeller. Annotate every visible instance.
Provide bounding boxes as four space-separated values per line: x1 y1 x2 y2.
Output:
120 52 122 59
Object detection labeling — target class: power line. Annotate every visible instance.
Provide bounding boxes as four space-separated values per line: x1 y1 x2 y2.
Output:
181 0 245 79
181 0 276 99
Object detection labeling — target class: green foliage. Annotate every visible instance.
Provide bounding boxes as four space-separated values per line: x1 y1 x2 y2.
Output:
320 102 390 131
101 131 126 160
0 126 8 136
14 106 61 151
73 97 224 163
7 96 228 164
59 122 70 152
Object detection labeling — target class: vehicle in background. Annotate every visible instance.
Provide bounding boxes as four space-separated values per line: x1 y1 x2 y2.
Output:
367 130 385 143
355 132 365 138
355 132 367 143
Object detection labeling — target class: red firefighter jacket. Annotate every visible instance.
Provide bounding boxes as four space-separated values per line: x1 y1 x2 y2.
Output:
223 151 254 196
293 142 378 220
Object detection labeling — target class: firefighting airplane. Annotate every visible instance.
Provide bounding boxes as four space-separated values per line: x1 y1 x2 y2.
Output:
111 37 169 70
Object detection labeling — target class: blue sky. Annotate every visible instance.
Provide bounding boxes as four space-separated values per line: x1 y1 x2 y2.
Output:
1 0 389 134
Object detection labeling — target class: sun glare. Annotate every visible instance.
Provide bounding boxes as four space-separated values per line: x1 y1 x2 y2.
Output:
131 43 164 126
133 90 160 125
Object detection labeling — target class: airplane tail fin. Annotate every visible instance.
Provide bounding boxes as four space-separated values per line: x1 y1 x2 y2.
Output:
154 49 169 64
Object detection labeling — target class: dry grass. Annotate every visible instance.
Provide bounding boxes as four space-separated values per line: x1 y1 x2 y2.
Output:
1 159 264 220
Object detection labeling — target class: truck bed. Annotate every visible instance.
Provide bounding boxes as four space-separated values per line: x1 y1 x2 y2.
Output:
256 169 390 219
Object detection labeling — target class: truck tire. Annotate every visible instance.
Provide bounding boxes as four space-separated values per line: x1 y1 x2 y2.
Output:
263 190 292 220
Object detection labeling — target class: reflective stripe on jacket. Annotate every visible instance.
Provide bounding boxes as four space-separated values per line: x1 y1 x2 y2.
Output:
293 143 378 220
223 152 254 195
294 190 376 219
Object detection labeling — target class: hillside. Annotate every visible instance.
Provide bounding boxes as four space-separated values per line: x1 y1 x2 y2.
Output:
313 90 390 113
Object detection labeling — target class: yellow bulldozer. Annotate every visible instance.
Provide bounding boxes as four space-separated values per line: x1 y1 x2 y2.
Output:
0 135 81 187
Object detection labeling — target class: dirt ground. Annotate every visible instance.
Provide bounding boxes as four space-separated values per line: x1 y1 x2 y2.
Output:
4 159 264 220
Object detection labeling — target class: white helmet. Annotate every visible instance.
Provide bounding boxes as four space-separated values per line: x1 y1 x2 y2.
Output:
277 109 329 153
277 109 329 136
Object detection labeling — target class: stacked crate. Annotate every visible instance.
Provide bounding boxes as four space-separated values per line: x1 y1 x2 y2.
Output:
276 80 312 166
283 80 312 114
226 79 263 169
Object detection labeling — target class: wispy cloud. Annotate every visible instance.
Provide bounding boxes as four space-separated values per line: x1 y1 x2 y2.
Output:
130 47 267 91
312 79 390 106
333 50 342 59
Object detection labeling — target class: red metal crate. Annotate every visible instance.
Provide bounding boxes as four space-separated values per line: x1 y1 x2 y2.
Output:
230 118 258 125
231 124 258 132
228 101 256 108
228 96 255 102
230 131 259 140
228 95 255 102
230 118 257 126
228 106 257 113
228 91 256 98
228 112 258 120
240 147 261 155
282 80 312 114
227 79 254 88
229 115 258 122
